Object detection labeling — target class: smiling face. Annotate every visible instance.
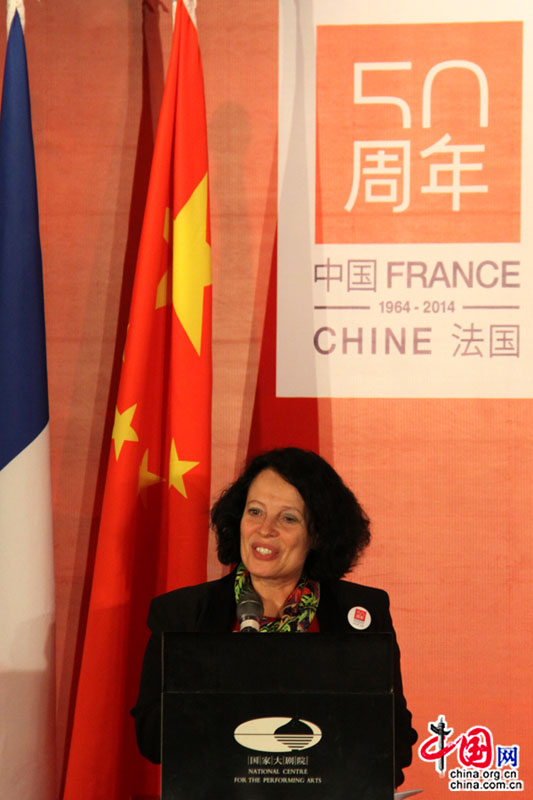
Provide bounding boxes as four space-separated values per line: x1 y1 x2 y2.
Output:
240 468 311 588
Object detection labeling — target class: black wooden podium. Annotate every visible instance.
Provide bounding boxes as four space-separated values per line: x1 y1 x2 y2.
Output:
161 632 394 799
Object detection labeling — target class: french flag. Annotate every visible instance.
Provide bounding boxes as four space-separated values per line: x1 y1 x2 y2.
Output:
0 6 55 798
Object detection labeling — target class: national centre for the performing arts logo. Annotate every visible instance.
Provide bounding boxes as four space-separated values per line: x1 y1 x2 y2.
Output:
234 717 322 753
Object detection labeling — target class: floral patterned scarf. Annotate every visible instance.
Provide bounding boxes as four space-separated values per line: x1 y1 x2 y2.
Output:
234 562 320 632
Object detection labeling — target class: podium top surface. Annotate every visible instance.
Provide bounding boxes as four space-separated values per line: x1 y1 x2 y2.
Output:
162 631 392 694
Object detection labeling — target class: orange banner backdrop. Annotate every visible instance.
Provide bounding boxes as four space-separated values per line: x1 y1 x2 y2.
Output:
277 2 533 797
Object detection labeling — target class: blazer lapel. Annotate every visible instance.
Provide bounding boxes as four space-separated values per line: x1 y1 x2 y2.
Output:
316 581 348 632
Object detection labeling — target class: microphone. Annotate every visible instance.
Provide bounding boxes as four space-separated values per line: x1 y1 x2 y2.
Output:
236 589 264 633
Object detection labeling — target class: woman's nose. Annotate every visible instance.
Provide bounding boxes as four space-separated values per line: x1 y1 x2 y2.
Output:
258 515 277 536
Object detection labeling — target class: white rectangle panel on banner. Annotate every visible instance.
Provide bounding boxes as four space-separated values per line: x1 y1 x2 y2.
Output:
278 0 533 397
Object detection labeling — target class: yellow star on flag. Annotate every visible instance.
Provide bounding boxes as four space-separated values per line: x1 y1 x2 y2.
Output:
163 206 170 244
155 270 168 310
112 404 139 460
168 440 199 498
155 209 171 310
172 173 211 355
138 450 164 498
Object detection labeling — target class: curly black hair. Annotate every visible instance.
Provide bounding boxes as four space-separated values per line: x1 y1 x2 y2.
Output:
211 447 371 581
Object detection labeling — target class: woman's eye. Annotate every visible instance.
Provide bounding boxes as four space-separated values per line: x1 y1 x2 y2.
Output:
282 515 298 524
248 507 261 516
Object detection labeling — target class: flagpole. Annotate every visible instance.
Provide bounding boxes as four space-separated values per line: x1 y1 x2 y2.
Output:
6 0 25 33
175 0 198 29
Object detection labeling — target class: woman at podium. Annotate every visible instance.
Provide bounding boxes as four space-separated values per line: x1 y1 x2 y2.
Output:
132 447 417 786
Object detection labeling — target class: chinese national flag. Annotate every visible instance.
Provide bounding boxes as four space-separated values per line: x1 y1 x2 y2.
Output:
62 2 211 798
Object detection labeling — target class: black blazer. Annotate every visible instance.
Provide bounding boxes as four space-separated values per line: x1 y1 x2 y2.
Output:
131 571 417 786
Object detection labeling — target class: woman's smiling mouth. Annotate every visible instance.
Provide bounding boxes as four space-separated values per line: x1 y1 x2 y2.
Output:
252 544 278 557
